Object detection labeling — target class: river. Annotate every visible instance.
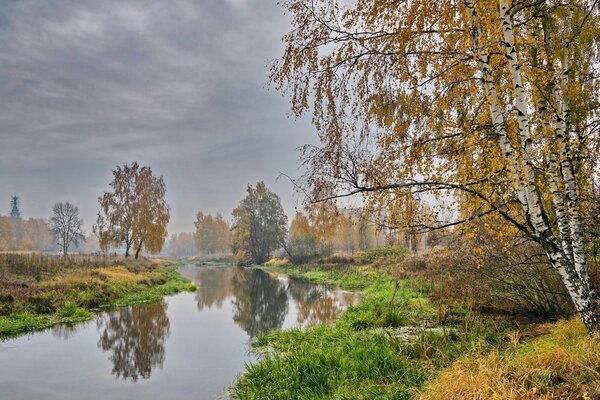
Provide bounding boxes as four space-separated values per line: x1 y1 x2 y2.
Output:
0 265 360 399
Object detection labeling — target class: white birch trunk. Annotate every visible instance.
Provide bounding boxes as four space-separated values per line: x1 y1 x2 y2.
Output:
499 0 599 337
464 0 600 336
499 0 555 241
464 0 528 209
544 4 589 281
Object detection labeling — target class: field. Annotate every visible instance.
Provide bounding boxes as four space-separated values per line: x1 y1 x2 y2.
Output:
0 253 195 336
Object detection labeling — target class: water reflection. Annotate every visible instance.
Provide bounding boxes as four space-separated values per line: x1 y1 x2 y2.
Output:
194 267 235 311
96 301 170 382
231 268 289 337
288 281 341 325
0 265 362 400
51 324 80 340
189 266 360 337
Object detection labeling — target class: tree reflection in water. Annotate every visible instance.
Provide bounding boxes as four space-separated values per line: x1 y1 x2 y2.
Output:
230 267 289 338
51 324 80 340
287 280 343 326
194 267 235 311
96 300 170 382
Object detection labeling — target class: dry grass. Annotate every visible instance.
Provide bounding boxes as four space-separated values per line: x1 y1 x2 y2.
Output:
0 253 162 315
418 318 600 400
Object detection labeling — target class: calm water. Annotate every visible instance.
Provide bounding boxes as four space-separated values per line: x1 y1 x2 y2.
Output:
0 265 360 399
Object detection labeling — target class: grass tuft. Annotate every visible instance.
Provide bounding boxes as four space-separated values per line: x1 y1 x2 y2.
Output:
418 318 600 400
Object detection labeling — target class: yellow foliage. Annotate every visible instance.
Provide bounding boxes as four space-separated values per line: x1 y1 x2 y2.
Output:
264 258 290 268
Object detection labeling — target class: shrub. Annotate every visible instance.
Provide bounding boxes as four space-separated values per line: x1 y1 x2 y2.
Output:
357 246 410 266
420 239 597 318
315 254 356 266
264 258 290 268
285 234 329 264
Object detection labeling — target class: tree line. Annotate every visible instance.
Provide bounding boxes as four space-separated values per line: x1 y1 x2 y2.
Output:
188 181 391 265
1 161 171 257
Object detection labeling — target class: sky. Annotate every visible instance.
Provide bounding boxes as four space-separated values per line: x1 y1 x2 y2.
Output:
0 0 316 234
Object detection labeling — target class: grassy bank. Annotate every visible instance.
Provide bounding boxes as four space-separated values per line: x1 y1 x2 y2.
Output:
233 261 599 399
0 254 195 337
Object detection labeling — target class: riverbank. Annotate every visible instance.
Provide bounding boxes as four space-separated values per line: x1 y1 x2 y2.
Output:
232 262 600 399
0 254 195 337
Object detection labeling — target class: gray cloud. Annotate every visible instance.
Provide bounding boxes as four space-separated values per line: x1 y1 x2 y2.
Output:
0 0 314 233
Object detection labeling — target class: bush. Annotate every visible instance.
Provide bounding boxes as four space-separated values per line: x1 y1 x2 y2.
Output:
419 239 597 318
357 246 410 266
264 258 290 268
286 234 329 264
315 254 356 266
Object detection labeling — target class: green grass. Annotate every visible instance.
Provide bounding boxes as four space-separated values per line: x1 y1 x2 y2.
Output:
0 309 93 337
260 264 383 291
109 266 196 307
0 265 195 337
231 264 507 400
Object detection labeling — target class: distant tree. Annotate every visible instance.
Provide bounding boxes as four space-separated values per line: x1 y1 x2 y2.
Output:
9 195 21 219
96 162 170 259
49 202 85 256
93 213 111 254
0 217 15 250
283 212 328 264
231 182 288 265
167 232 197 258
194 212 230 254
334 214 358 254
23 218 53 251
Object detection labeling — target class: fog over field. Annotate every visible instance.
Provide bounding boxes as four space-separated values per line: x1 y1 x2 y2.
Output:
0 0 314 233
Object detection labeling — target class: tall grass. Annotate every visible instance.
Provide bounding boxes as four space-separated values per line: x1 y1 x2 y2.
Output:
418 318 600 399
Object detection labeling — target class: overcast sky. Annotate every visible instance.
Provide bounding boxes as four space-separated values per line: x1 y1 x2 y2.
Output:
0 0 316 234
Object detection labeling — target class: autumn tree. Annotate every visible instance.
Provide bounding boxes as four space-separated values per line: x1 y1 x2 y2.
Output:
194 212 230 254
273 1 600 335
284 212 328 264
167 232 198 258
231 182 288 265
49 202 85 256
0 217 53 251
23 218 53 251
96 162 170 259
0 217 15 250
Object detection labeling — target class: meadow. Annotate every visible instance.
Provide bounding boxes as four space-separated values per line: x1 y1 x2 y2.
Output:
0 253 195 336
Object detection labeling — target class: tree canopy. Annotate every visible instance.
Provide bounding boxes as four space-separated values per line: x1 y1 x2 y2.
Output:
231 182 288 265
96 162 170 258
194 212 230 254
273 0 600 335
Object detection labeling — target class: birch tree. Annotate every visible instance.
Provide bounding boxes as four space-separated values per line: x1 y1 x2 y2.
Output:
97 162 170 259
273 0 600 335
49 202 85 256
